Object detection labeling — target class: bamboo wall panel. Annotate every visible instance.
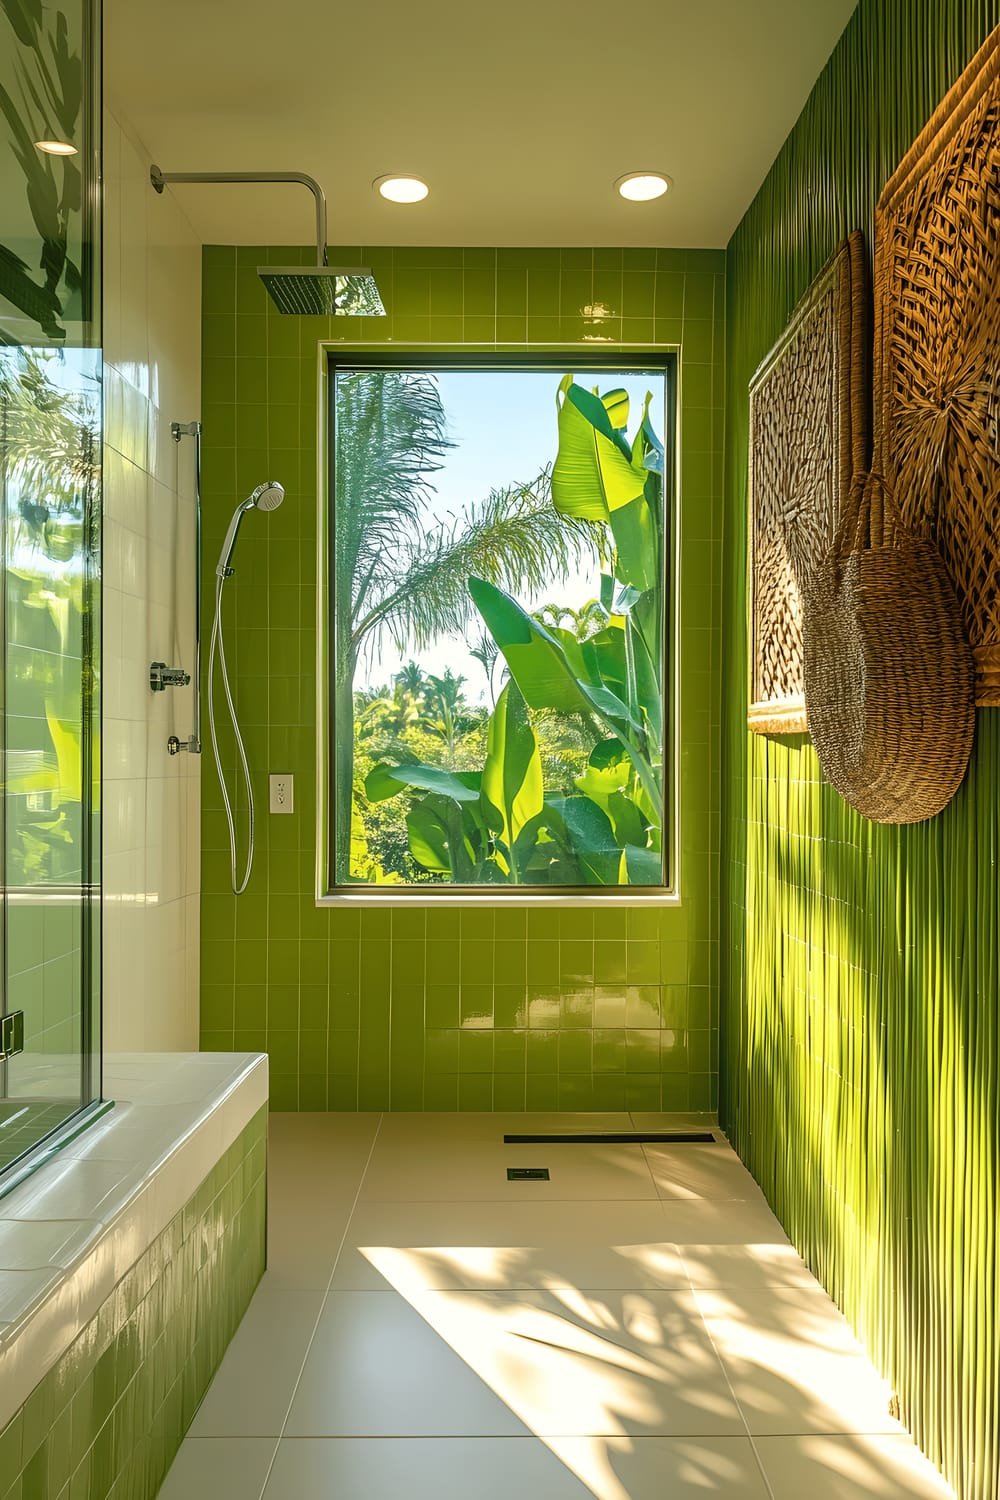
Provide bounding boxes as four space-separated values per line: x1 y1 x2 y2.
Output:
722 5 1000 1499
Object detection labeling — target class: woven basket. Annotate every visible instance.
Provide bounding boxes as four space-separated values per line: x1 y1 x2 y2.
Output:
875 26 1000 705
802 473 975 823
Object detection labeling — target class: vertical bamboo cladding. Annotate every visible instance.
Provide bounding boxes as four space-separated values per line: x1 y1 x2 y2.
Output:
722 5 1000 1500
875 26 1000 705
746 232 870 735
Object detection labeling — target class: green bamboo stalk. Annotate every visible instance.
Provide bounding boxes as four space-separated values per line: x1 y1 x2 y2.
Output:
720 4 1000 1497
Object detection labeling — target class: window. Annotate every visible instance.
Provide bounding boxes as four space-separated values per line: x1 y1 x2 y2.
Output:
327 356 674 892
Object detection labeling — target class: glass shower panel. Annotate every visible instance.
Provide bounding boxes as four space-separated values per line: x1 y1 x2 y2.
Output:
1 0 101 1180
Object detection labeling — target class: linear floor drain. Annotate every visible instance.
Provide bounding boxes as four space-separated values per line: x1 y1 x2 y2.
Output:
507 1166 550 1181
504 1131 716 1145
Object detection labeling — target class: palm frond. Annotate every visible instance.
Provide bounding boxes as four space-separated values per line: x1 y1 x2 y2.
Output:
334 370 453 619
354 469 600 652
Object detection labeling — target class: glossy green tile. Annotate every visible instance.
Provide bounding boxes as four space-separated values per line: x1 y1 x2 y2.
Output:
425 985 459 1028
458 1029 493 1073
494 984 527 1029
526 941 560 986
460 984 493 1028
593 985 627 1028
558 1030 592 1074
458 1074 493 1110
426 1029 459 1073
493 1073 526 1109
201 242 723 1112
423 1074 458 1110
525 1073 559 1109
1 1114 265 1500
494 1030 527 1073
594 1028 627 1072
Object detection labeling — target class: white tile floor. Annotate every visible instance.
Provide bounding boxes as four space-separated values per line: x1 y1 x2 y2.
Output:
158 1114 956 1500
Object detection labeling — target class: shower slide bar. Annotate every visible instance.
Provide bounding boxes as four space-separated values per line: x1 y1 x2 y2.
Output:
167 419 203 756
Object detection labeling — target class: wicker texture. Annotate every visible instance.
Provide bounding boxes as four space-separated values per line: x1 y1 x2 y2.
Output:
875 27 1000 705
747 232 870 733
802 473 975 823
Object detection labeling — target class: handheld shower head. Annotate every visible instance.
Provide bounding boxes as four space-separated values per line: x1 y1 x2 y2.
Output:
251 480 284 512
216 480 285 576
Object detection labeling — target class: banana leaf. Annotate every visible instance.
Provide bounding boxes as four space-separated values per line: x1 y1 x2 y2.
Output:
365 761 480 804
407 792 482 880
544 795 621 885
573 755 649 850
551 375 658 591
468 576 636 727
469 575 661 816
600 387 630 430
480 682 543 883
620 843 663 886
634 389 665 475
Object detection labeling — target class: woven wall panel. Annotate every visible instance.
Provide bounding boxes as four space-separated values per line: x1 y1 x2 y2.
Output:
722 6 1000 1500
747 233 869 734
875 27 1000 704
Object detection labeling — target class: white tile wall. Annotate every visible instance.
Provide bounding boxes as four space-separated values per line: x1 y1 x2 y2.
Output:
102 104 202 1050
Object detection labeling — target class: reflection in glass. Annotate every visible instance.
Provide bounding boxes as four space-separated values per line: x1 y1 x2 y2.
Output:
1 0 100 1182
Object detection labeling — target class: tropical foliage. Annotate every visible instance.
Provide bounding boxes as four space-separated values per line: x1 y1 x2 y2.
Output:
1 0 87 339
332 369 600 875
339 371 666 887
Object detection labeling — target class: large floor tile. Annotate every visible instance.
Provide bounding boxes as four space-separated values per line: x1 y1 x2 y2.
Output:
657 1196 793 1246
374 1112 635 1145
359 1140 658 1203
269 1111 382 1158
267 1114 382 1287
189 1283 324 1437
268 1112 382 1197
262 1436 771 1500
756 1434 957 1498
283 1290 531 1437
331 1199 688 1291
679 1241 820 1290
642 1142 769 1202
158 1437 277 1500
696 1286 902 1436
387 1287 744 1438
626 1112 721 1133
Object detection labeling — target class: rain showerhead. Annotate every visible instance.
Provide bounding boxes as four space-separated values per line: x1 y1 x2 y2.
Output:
217 481 285 577
150 166 386 317
258 267 386 317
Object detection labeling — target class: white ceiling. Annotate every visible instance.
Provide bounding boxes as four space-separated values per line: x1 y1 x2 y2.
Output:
105 0 857 249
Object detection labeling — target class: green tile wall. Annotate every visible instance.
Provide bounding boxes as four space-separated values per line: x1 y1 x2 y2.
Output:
721 5 1000 1498
199 245 725 1112
0 1106 266 1500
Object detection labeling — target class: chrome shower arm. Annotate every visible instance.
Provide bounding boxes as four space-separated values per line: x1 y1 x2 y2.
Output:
150 166 328 267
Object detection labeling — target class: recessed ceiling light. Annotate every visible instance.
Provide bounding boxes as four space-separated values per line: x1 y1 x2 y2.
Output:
616 172 671 202
374 174 429 204
35 139 77 156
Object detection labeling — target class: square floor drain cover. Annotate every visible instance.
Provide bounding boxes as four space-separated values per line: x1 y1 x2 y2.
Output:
507 1167 550 1181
